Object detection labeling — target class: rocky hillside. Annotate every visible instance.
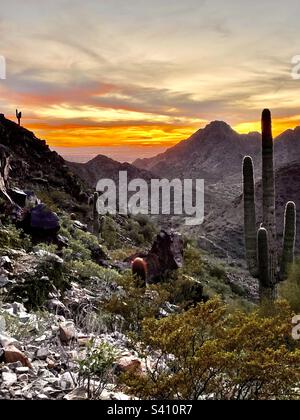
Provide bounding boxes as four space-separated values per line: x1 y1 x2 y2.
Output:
0 114 87 204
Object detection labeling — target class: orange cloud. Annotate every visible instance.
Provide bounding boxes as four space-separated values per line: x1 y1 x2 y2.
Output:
25 122 197 148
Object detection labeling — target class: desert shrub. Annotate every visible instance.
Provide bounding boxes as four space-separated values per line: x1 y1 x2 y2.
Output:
37 190 72 213
182 246 204 277
101 217 119 249
161 273 205 309
74 308 123 335
1 309 58 342
105 273 169 333
35 243 58 254
0 225 32 251
9 255 71 310
109 247 138 261
121 298 300 400
132 214 157 243
60 215 108 261
280 259 300 312
208 264 227 280
77 341 118 399
68 260 120 283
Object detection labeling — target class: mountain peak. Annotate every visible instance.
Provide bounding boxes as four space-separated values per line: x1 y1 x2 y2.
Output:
204 120 234 132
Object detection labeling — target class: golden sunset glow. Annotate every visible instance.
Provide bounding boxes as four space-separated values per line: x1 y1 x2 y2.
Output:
25 122 197 148
1 1 300 162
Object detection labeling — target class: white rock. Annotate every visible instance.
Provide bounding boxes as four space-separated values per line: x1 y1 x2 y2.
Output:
0 275 10 287
37 394 49 400
36 347 50 360
59 372 75 390
0 333 20 349
2 371 17 386
16 367 30 374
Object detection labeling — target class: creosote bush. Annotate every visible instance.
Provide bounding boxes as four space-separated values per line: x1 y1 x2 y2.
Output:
105 272 170 333
121 298 300 400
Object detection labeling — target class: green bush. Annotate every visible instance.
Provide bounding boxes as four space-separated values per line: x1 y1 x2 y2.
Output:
0 225 32 251
77 341 118 399
280 259 300 312
68 260 120 283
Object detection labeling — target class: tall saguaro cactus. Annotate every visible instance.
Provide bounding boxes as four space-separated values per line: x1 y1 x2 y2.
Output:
261 109 277 281
243 109 297 302
243 156 257 277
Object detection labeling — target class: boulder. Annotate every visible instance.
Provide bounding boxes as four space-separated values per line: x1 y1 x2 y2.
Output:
73 220 88 232
20 204 60 243
0 275 11 288
0 256 12 271
47 299 70 317
59 372 75 390
7 187 27 207
115 356 142 374
90 243 109 265
59 322 77 345
36 347 50 360
0 333 21 349
131 230 184 284
2 371 17 387
3 345 32 368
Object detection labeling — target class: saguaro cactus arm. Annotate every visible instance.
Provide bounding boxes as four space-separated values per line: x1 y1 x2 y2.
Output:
280 201 296 280
257 226 277 301
243 156 258 276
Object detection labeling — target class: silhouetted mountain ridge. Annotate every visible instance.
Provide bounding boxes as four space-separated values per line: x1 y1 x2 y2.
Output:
66 154 155 188
0 114 86 201
133 121 300 183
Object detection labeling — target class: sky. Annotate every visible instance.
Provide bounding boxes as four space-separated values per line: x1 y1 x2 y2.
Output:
1 0 300 162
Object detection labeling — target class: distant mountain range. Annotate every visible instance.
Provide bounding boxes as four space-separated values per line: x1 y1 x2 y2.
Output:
68 120 300 223
133 121 300 183
66 154 155 188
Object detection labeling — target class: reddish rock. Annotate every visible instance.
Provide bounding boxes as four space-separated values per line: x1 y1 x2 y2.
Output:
116 356 142 374
131 230 184 284
4 345 32 369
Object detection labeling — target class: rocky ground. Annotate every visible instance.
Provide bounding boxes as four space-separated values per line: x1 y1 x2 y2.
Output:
0 252 142 401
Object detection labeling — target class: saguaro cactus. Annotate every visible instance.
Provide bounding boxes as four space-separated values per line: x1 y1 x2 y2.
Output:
243 109 297 302
92 192 100 236
261 109 277 281
243 156 257 276
280 201 296 280
16 109 22 126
